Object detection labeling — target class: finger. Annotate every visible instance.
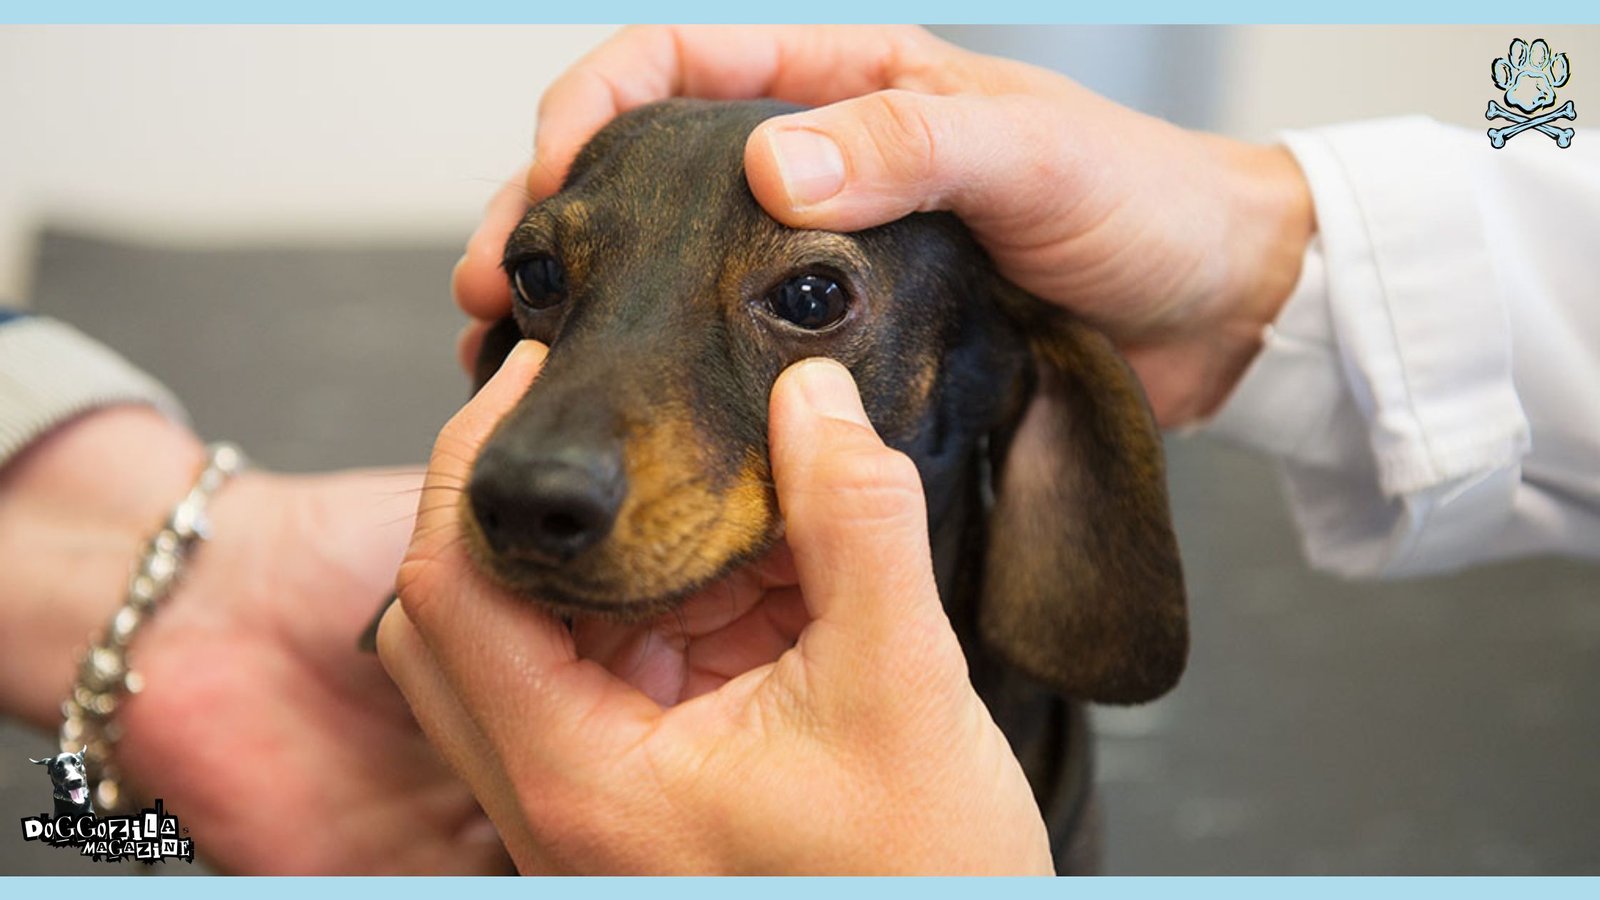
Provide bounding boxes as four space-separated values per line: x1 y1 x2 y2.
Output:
396 340 657 770
767 359 944 653
455 320 490 378
397 338 571 682
407 339 546 564
529 25 956 199
453 165 533 321
744 89 1076 233
375 603 548 871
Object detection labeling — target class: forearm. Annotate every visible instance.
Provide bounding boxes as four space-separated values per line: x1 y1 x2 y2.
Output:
0 406 205 729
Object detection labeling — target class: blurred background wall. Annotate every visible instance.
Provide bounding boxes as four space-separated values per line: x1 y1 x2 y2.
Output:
4 25 1599 303
0 26 614 303
2 25 1597 874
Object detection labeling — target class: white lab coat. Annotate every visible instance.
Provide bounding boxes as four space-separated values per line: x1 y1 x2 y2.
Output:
1206 116 1600 578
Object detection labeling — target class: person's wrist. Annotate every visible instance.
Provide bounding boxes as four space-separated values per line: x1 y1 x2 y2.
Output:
1226 142 1316 329
0 406 205 728
109 467 277 794
1188 137 1315 421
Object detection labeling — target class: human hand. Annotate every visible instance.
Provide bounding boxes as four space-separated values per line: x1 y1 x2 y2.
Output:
0 407 509 873
452 25 1315 427
116 468 512 873
378 341 1054 874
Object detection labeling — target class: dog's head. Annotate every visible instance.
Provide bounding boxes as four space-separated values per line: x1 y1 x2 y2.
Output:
31 748 90 811
466 99 1186 703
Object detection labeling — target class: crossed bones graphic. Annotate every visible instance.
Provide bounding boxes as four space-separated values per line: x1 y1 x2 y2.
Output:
1486 99 1576 148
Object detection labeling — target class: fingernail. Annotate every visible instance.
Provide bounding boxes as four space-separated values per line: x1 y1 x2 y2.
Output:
767 128 846 207
793 358 870 427
508 339 547 366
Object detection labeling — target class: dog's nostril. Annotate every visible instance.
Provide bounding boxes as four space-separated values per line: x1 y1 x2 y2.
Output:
524 490 615 562
541 512 584 541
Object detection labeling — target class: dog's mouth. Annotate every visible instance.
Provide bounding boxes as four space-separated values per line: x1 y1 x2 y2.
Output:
465 514 784 621
62 780 87 806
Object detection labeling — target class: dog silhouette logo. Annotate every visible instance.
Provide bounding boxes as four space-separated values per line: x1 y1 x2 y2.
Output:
19 749 195 864
30 747 93 818
1488 38 1576 148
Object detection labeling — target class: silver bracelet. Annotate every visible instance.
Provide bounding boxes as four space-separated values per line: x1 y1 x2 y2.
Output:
58 441 247 815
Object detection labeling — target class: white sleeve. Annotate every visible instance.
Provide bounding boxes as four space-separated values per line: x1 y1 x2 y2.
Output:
1203 116 1600 579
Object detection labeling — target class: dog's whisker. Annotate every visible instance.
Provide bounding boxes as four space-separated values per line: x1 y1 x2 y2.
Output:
373 500 466 528
405 502 468 519
610 630 655 691
670 607 693 654
414 531 472 556
405 523 461 545
428 449 480 468
382 483 466 498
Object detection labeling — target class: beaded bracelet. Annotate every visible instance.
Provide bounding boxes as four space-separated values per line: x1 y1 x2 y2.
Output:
59 442 246 815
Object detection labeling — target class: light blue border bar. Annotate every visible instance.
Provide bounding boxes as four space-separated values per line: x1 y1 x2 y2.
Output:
2 2 1600 24
3 1 1596 891
7 876 1600 892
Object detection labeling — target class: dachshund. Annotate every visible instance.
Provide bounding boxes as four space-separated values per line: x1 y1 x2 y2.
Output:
452 99 1186 873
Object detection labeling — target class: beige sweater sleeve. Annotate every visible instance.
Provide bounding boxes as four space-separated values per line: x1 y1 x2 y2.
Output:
0 313 188 467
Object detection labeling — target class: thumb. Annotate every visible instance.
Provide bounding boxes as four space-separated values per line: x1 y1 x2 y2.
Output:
768 358 948 654
744 90 1058 233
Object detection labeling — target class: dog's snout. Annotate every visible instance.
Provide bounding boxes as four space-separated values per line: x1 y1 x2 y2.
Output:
470 445 626 564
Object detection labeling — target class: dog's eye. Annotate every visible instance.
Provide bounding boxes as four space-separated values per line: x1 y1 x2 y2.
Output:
512 255 566 310
767 274 848 330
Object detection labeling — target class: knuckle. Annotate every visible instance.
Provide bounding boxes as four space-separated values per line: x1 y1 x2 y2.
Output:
510 782 613 866
533 81 563 125
858 90 941 187
433 397 500 465
535 62 588 122
393 555 440 626
1004 94 1070 180
881 27 967 92
884 23 935 48
818 444 925 524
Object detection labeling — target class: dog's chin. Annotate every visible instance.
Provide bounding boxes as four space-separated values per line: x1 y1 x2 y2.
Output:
466 529 783 623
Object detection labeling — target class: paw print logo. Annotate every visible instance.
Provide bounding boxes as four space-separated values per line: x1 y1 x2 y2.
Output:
1486 38 1576 148
1494 38 1569 112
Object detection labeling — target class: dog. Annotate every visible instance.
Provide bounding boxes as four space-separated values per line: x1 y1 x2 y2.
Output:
457 99 1187 873
31 747 94 818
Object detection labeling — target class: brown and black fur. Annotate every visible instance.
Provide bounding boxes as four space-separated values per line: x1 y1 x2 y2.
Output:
465 100 1187 873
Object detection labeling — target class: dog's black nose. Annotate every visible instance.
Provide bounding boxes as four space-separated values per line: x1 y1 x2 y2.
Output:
469 446 625 563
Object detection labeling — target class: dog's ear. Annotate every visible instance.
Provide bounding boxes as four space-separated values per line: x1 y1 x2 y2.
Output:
30 757 50 766
980 285 1187 705
473 316 524 393
76 745 86 759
